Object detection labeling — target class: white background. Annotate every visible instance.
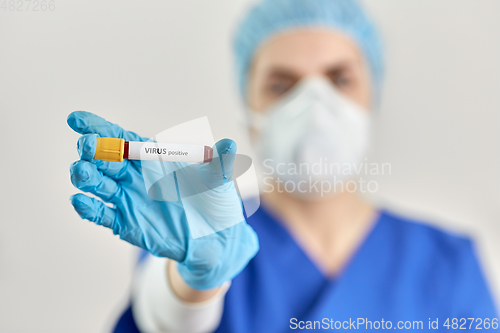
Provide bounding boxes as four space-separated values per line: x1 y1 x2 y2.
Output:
0 0 499 332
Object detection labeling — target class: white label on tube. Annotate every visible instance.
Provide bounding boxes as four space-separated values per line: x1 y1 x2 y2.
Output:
129 142 205 163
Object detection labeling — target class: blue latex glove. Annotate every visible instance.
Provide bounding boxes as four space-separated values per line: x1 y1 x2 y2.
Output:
68 111 259 290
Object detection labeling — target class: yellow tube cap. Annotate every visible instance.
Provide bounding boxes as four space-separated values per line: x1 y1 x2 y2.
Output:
95 137 125 162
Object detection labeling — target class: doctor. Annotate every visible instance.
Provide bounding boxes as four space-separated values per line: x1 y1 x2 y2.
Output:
67 0 498 332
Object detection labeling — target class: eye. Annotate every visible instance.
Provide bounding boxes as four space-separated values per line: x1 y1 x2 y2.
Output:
326 67 357 92
333 75 352 88
266 80 295 97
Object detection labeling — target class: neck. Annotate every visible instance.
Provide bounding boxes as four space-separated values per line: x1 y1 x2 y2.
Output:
261 189 377 276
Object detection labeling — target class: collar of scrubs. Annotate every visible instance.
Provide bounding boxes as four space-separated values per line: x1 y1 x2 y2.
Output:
249 203 384 283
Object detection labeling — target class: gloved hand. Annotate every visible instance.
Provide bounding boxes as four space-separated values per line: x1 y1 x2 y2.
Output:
68 111 259 290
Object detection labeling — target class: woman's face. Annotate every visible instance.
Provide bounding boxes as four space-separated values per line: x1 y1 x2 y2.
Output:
247 28 372 112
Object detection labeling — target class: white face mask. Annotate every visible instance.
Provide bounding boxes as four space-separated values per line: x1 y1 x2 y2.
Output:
250 76 371 199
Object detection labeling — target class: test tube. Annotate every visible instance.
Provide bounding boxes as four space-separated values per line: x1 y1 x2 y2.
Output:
94 137 213 163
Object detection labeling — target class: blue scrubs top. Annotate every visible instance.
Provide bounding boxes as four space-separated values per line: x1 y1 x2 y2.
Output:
114 207 498 332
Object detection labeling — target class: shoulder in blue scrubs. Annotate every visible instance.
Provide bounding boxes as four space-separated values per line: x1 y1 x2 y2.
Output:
114 206 498 332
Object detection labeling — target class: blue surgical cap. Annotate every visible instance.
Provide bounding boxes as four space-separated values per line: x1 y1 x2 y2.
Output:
233 0 384 100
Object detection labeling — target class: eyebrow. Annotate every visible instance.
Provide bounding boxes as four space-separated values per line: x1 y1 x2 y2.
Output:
265 59 360 81
265 67 301 81
323 60 359 75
